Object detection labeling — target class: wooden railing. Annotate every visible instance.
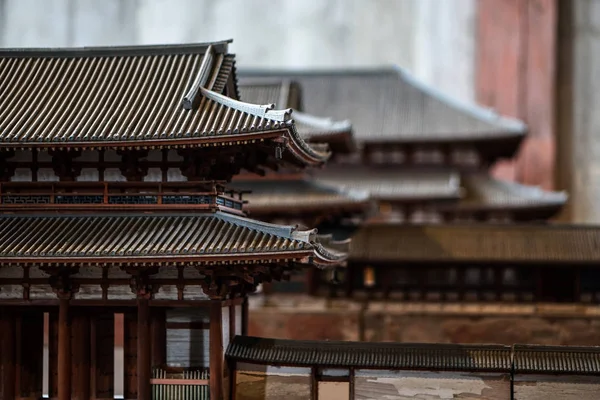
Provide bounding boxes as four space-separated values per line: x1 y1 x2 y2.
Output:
0 181 246 212
151 368 210 400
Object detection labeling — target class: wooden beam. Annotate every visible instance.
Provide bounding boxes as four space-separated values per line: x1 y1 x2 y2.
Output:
58 299 71 400
209 301 223 400
137 298 151 400
71 310 90 400
0 309 15 400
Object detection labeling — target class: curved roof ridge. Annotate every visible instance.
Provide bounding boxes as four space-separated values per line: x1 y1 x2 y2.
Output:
0 40 232 57
214 211 316 243
308 179 370 202
468 173 568 204
292 110 352 133
200 87 291 122
391 65 527 136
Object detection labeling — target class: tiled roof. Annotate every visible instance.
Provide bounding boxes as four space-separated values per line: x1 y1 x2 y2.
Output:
457 174 567 219
0 42 329 166
240 68 527 159
350 223 600 263
228 178 369 214
313 166 461 202
239 80 355 153
514 344 600 375
0 212 345 267
238 79 302 110
227 336 511 372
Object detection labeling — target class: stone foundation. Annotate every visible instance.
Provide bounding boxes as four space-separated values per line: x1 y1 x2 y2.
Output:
248 295 600 345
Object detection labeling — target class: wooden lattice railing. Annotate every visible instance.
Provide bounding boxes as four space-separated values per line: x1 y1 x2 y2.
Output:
151 367 210 400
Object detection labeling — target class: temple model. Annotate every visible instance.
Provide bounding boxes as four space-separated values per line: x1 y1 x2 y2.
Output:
0 41 346 400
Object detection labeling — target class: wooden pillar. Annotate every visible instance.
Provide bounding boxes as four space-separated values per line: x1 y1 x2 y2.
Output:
123 311 138 400
241 297 249 336
349 368 355 400
58 299 71 400
0 309 16 400
228 359 237 400
310 366 318 400
229 305 236 340
137 298 151 400
91 312 114 400
345 264 355 298
150 307 167 367
209 301 223 400
71 310 90 400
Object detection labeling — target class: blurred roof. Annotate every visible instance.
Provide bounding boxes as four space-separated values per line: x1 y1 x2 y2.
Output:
239 79 355 153
240 67 527 161
350 223 600 264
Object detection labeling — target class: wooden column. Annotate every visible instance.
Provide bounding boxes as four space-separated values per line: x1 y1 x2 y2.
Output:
123 311 138 400
209 301 223 400
71 310 90 400
229 305 236 341
150 308 167 367
58 298 71 400
137 298 151 400
18 310 44 400
241 297 249 336
0 309 15 400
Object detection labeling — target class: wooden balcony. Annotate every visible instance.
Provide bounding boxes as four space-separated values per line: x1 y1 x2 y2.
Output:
0 181 247 215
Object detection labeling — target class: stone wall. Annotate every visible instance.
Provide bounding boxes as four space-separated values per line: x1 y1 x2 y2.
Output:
248 295 600 345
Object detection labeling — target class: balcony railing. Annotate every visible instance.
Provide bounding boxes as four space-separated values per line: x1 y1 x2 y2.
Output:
0 181 246 213
151 367 209 400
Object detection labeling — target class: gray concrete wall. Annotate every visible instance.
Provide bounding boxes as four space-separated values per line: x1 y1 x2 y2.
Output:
0 0 476 102
556 0 600 223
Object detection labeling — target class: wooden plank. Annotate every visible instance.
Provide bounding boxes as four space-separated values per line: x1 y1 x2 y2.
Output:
149 378 209 385
209 301 223 400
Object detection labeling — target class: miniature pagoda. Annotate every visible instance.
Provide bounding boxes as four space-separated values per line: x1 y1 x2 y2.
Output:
0 41 346 400
237 68 572 299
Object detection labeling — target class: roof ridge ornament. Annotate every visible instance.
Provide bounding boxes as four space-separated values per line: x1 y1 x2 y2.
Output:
199 86 292 122
181 45 215 110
